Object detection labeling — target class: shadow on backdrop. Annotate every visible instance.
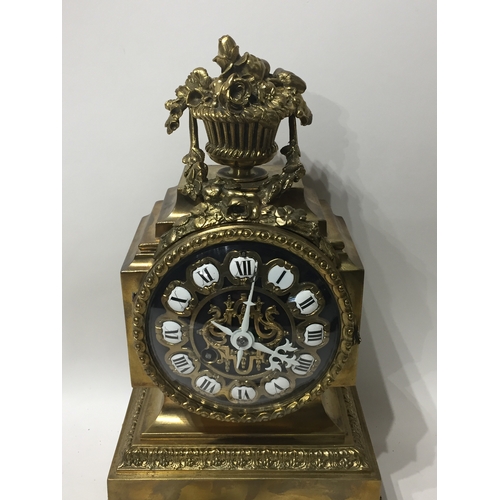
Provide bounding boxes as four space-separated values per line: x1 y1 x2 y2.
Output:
299 93 435 499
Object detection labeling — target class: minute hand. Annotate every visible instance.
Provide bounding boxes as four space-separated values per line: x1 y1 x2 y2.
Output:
240 266 258 334
253 340 299 371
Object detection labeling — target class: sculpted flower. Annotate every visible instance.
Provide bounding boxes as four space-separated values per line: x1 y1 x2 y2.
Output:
182 68 213 108
257 81 276 103
274 206 306 226
218 74 251 112
164 99 183 134
164 68 213 134
224 196 251 220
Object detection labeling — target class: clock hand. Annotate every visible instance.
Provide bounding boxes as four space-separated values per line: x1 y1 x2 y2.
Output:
210 268 258 371
252 339 299 371
210 320 234 337
211 320 249 371
236 348 244 369
240 265 258 334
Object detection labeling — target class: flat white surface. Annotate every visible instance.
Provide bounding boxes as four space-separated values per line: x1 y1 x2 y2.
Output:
63 1 436 499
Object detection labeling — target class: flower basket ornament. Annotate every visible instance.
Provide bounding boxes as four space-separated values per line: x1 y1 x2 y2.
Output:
165 35 312 190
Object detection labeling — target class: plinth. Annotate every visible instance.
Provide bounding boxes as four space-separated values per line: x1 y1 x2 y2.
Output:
108 386 381 500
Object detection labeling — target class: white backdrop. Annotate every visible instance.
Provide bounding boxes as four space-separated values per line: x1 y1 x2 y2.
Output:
63 1 436 499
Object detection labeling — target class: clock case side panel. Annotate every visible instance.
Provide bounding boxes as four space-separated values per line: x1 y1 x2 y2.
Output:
304 190 364 388
121 201 163 388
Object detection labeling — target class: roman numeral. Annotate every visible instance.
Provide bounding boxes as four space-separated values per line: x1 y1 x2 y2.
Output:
195 376 221 395
171 354 194 374
163 329 180 339
161 321 183 344
167 287 192 312
273 381 285 392
294 356 314 374
275 270 287 284
170 296 188 303
197 267 214 283
306 329 323 342
264 377 291 396
235 259 253 277
237 388 251 399
268 264 295 290
299 296 316 310
199 379 213 392
192 263 220 288
231 386 256 400
173 357 189 370
163 328 180 335
199 378 216 393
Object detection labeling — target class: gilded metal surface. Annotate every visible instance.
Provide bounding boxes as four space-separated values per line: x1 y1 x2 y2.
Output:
117 387 368 472
165 35 311 167
153 164 328 239
157 200 320 257
150 250 337 406
110 35 380 499
133 224 356 422
165 35 311 191
108 387 381 499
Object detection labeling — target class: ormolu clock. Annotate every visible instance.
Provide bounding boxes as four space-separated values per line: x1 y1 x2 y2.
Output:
108 35 381 500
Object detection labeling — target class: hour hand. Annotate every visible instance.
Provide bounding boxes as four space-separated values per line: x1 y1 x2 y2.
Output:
210 321 234 337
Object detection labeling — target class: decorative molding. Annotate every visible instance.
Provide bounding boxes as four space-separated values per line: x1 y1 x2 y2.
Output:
117 388 371 472
342 387 369 464
119 445 369 472
156 202 321 259
119 389 147 462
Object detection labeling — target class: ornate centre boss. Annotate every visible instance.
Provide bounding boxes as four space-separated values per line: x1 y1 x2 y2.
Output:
107 36 381 500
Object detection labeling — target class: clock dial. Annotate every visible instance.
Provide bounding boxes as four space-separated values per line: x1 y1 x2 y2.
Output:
134 226 356 422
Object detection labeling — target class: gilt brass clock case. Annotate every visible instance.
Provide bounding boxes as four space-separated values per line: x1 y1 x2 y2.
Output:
133 223 356 423
109 36 381 500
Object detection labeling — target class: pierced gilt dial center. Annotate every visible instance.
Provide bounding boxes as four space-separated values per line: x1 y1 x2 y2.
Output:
230 330 254 351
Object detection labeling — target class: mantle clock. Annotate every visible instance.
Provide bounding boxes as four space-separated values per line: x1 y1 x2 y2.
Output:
107 35 381 500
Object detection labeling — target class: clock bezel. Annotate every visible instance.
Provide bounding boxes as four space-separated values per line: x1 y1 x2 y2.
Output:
133 224 356 422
